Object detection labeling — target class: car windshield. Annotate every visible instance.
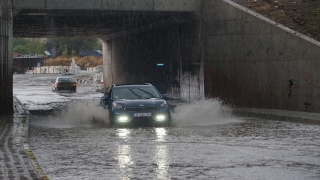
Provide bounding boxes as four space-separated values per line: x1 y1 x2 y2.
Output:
58 78 73 82
112 87 161 99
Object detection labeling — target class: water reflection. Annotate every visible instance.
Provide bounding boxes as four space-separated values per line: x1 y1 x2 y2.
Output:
117 145 133 180
155 128 169 179
154 145 169 179
117 129 131 139
117 129 132 180
155 128 167 142
115 128 169 179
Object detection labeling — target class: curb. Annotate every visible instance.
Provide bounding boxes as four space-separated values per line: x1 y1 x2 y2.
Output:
14 96 50 180
233 107 320 124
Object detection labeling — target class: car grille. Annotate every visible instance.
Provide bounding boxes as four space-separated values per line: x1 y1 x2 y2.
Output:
124 107 159 111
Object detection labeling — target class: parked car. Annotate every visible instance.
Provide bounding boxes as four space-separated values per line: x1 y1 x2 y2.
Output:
25 70 34 74
79 50 102 57
52 77 77 92
100 83 171 127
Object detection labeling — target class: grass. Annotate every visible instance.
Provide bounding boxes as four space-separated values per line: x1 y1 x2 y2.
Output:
311 9 320 22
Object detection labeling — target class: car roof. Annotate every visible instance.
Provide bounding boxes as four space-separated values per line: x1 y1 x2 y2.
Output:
112 83 153 88
57 77 73 79
56 77 74 80
113 83 151 86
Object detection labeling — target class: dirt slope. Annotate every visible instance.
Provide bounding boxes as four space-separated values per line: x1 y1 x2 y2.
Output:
234 0 320 41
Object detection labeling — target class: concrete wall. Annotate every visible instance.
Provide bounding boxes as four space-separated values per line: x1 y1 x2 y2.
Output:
179 20 204 101
202 0 320 112
0 0 13 114
102 19 204 102
102 0 320 112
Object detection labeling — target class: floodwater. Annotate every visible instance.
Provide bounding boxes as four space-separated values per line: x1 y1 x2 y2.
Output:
13 73 320 180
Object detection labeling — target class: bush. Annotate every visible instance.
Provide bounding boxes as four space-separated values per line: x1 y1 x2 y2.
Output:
44 56 103 69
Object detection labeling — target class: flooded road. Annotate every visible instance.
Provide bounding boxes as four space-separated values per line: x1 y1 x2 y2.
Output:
13 73 320 180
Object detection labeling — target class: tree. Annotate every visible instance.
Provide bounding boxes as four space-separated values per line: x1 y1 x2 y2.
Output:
13 45 30 54
13 38 28 47
26 38 45 54
13 38 45 54
46 37 102 56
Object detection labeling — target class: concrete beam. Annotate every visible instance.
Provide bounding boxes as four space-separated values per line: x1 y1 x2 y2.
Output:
0 0 13 114
12 0 201 12
105 13 199 40
101 39 113 87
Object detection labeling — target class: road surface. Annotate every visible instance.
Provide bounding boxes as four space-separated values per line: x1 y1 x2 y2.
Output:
13 73 320 180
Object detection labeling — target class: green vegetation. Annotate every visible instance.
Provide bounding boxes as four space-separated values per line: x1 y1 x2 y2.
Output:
13 38 45 54
13 37 102 56
13 45 30 54
311 9 320 22
46 37 102 56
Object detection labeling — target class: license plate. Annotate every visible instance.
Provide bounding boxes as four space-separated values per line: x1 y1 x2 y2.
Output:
133 113 151 117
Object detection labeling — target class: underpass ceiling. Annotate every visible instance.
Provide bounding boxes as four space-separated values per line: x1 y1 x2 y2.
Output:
13 10 193 38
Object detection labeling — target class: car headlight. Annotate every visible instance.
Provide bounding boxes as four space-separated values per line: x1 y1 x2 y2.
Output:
112 102 122 109
155 115 166 121
118 116 129 122
160 101 168 107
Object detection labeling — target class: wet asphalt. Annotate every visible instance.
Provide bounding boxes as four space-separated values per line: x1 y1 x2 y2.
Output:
29 115 320 180
13 73 320 180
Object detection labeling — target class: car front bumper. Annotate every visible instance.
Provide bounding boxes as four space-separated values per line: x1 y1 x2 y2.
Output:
111 107 171 124
55 85 76 91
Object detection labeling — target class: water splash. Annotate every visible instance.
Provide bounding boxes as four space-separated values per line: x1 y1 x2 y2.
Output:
30 98 241 129
171 98 241 126
30 100 109 128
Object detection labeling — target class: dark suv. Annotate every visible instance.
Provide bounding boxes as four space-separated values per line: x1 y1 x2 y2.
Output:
100 84 171 127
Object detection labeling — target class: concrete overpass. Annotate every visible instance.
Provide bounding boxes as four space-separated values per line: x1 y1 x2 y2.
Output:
12 0 201 37
2 0 320 115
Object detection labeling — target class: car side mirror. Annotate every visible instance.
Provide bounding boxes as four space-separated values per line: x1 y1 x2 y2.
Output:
100 95 109 108
51 80 55 83
101 95 109 100
162 94 169 99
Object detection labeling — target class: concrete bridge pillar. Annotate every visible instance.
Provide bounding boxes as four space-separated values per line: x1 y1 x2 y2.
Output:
0 0 13 114
101 39 113 87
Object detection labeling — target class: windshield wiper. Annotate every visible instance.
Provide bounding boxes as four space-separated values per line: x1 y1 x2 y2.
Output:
137 88 156 98
128 88 142 99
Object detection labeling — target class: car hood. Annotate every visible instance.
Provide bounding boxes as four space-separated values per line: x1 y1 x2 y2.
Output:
113 98 166 107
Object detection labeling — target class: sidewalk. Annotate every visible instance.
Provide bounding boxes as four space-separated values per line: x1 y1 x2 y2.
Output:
233 107 320 124
0 97 48 180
